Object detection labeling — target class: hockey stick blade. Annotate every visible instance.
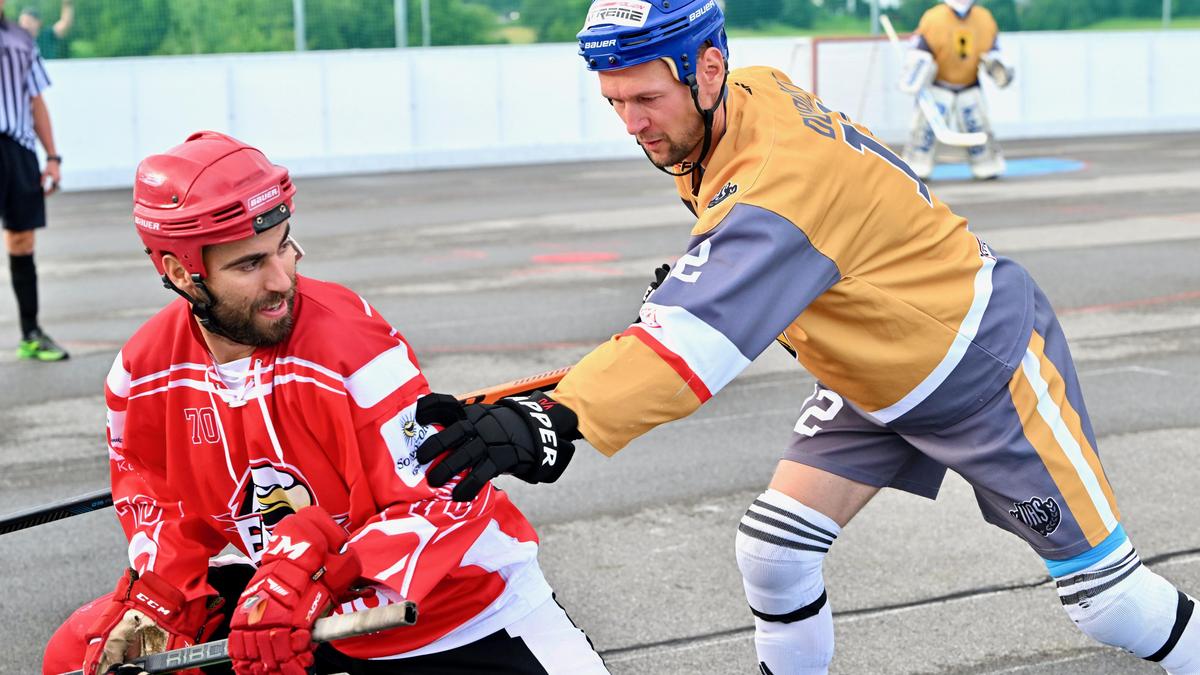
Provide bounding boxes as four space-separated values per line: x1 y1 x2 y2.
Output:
58 601 418 675
2 367 573 534
879 14 989 148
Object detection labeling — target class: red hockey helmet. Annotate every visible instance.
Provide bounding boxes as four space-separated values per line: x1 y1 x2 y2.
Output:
133 131 296 278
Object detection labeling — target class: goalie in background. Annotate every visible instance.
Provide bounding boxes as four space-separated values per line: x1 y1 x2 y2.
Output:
900 0 1014 180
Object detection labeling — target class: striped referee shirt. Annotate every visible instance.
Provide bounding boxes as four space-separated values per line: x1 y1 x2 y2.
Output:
0 17 50 152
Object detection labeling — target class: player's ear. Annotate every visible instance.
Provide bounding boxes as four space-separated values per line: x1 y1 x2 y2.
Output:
162 255 198 295
696 45 726 103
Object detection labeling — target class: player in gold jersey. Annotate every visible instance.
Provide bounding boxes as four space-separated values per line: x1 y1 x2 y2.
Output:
414 1 1200 673
901 0 1014 179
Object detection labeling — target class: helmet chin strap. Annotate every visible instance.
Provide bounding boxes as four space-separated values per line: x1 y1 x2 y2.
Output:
654 71 728 196
162 273 243 344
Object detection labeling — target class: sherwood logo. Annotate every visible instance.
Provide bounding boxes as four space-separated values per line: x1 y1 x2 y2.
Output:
248 186 280 210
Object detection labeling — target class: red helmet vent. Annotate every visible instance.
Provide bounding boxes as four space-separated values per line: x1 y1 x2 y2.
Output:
210 202 246 224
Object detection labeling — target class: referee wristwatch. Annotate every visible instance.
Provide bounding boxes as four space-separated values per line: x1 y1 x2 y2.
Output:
46 154 62 164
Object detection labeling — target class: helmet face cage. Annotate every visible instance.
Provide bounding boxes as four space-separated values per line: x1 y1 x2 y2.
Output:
577 0 728 85
133 130 296 280
944 0 975 17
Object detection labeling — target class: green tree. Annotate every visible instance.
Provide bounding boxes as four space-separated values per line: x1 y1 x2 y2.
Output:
725 0 785 28
304 0 395 50
780 0 817 29
520 0 589 43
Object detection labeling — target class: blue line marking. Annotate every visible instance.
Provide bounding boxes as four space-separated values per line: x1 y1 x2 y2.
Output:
929 157 1086 182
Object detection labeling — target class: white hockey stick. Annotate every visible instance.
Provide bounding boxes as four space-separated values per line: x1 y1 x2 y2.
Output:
59 601 417 674
879 14 988 148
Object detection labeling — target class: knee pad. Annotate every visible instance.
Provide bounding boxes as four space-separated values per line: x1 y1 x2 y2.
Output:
736 489 841 674
1055 538 1200 673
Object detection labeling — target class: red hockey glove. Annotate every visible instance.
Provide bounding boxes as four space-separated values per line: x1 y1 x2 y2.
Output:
81 568 221 675
227 506 361 675
415 390 580 501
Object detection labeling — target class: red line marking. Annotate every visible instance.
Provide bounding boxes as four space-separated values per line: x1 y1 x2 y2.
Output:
1060 290 1200 315
532 252 620 264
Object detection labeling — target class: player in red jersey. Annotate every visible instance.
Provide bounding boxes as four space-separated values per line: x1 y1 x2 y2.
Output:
41 131 607 675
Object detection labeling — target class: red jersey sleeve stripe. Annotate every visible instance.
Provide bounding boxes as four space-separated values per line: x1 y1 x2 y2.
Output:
625 325 714 402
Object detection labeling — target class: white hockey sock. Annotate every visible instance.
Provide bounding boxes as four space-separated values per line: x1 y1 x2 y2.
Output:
736 489 841 675
1056 540 1200 673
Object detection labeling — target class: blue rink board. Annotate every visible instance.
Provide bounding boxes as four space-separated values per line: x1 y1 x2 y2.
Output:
929 157 1086 182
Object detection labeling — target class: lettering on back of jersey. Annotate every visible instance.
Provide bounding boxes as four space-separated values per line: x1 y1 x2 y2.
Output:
773 74 836 140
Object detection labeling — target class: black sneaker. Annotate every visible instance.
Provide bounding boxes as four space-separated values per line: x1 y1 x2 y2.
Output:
17 328 69 361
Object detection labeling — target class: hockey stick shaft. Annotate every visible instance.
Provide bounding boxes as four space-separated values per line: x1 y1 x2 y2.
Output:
1 367 572 535
879 14 989 148
58 601 418 675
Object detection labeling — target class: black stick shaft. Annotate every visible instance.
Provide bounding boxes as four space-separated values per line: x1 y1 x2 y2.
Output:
0 488 113 535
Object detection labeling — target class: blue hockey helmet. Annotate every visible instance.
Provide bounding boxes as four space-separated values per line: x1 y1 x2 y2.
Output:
576 0 728 85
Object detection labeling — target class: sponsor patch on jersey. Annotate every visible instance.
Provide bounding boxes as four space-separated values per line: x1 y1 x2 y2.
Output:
1010 496 1061 537
380 401 431 488
584 0 651 29
707 182 738 209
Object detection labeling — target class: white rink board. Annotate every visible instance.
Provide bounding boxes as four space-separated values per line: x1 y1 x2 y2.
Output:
40 30 1200 190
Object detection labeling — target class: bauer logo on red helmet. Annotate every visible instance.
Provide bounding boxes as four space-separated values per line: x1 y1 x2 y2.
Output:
248 185 281 210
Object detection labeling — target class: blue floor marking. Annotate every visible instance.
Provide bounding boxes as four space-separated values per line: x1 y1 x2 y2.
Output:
928 157 1086 182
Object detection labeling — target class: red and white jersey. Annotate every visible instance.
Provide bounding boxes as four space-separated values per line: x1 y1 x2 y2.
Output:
104 276 551 658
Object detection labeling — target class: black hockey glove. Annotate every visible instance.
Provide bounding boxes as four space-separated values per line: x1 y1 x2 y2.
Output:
415 391 581 501
635 263 672 323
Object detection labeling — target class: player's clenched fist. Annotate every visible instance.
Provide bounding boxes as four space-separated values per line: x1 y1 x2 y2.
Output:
228 507 361 675
415 391 581 501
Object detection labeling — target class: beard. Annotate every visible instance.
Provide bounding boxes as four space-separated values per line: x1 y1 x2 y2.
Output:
639 119 705 169
206 281 297 348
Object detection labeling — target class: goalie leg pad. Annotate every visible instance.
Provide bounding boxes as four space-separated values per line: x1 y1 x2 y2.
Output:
1054 537 1200 673
736 489 841 675
954 87 1006 178
904 106 935 180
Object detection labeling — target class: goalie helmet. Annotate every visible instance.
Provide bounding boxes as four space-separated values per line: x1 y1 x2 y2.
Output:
576 0 728 85
944 0 975 17
133 130 295 279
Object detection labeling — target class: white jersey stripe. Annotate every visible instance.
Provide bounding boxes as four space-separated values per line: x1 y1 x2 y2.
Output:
107 352 131 398
130 362 210 388
637 302 751 397
870 256 996 423
345 344 421 409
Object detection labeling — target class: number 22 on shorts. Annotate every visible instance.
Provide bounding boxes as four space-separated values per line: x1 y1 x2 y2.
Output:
794 384 843 437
